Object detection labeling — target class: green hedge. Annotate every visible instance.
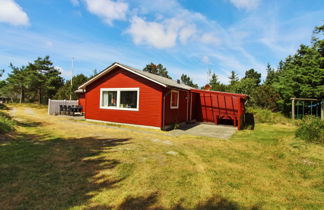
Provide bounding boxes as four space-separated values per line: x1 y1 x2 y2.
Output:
296 116 324 144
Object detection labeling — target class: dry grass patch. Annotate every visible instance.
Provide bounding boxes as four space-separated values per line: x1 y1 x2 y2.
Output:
0 104 323 209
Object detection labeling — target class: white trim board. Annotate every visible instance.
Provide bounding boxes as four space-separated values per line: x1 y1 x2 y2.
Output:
100 88 140 111
170 90 179 109
79 63 167 89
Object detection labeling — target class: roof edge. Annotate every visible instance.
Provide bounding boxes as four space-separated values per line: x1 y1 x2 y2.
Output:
78 62 167 90
191 89 249 99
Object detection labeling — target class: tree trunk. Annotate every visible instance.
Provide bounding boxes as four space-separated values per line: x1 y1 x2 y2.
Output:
19 86 25 103
19 90 22 104
38 87 42 104
22 87 25 103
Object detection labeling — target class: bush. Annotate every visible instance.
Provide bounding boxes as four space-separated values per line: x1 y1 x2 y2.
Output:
0 103 9 110
295 116 324 144
0 111 15 134
247 108 291 124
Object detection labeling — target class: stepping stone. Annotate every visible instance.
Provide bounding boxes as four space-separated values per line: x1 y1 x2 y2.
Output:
166 151 178 155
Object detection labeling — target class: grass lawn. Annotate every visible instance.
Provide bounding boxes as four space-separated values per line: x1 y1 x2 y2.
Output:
0 104 323 209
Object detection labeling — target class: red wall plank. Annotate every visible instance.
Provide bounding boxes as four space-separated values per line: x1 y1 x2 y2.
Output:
78 93 86 113
85 67 164 128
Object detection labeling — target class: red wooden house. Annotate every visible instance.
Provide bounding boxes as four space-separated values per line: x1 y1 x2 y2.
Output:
77 62 248 130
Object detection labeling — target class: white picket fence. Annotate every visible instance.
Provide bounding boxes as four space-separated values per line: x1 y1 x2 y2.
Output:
48 99 79 115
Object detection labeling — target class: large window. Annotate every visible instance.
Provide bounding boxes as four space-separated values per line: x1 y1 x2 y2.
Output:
100 88 139 111
170 90 179 109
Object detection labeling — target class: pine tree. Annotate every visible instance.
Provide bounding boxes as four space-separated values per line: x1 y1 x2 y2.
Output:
28 56 63 104
264 64 277 85
228 71 239 85
244 68 261 85
55 74 88 100
143 63 172 79
6 64 29 103
180 74 198 88
209 73 226 91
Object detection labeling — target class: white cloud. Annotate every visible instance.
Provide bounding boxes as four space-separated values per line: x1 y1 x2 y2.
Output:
127 16 191 49
179 25 196 44
0 0 29 26
200 33 221 46
70 0 80 6
83 0 128 25
56 66 72 78
45 41 53 47
202 56 209 64
126 0 207 49
228 0 260 10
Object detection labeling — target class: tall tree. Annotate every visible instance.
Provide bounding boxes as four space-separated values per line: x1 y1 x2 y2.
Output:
244 68 261 85
228 71 239 85
6 64 29 103
270 25 324 112
0 69 4 77
209 73 220 90
55 74 88 100
264 64 277 85
28 56 63 104
143 63 172 79
209 73 227 91
273 44 324 112
180 74 198 88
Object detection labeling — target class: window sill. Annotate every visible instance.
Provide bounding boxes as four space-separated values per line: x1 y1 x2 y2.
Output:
100 106 139 111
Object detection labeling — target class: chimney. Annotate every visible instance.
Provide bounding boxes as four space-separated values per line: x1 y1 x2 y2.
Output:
204 84 211 91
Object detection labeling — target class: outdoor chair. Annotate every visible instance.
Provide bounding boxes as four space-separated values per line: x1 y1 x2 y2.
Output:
67 105 72 115
63 105 68 115
59 105 64 115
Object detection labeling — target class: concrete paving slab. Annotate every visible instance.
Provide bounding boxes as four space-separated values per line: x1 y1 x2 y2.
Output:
169 123 237 139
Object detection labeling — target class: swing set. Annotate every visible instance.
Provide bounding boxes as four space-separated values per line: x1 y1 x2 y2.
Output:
291 98 324 120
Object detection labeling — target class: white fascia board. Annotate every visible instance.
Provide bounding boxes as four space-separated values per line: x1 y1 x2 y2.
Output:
78 63 167 89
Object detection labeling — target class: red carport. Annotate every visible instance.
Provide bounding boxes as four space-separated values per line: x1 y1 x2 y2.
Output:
190 89 248 130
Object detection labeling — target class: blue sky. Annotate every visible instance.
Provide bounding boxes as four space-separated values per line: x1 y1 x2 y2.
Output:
0 0 323 85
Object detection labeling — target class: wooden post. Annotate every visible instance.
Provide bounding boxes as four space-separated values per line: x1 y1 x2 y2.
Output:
48 99 51 115
321 99 324 120
291 98 295 120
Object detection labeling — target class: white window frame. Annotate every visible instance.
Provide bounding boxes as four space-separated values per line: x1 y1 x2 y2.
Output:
100 88 140 111
170 90 179 109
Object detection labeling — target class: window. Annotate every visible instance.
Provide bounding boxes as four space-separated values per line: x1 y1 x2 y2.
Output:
100 88 139 111
120 91 137 108
102 91 117 107
170 90 179 109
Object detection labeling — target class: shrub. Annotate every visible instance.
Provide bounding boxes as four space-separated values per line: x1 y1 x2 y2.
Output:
247 108 291 124
295 116 324 144
0 103 9 110
0 111 15 134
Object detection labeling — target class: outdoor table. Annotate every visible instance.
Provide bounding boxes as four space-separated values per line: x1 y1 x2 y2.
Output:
70 106 82 116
